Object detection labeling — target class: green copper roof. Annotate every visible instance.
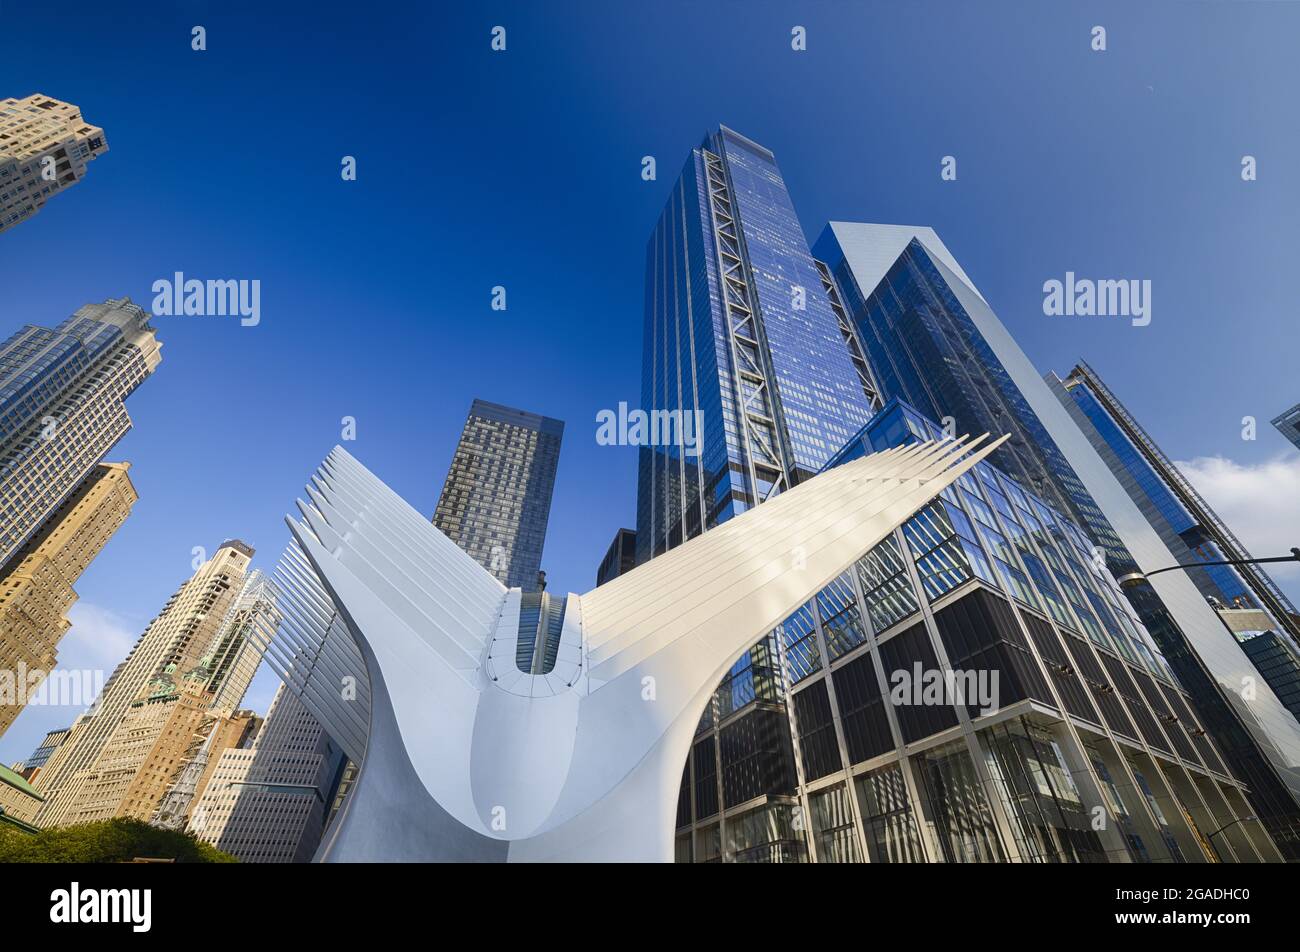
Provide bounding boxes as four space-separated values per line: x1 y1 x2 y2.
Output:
0 761 44 801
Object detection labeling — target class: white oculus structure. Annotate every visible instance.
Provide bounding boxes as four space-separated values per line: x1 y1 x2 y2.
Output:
282 436 1007 862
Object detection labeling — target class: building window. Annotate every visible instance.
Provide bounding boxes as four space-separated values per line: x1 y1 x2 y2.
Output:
855 763 925 863
726 803 807 864
809 782 862 862
856 536 920 632
914 740 1006 863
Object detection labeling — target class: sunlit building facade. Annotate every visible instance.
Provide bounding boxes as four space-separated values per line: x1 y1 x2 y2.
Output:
190 683 345 863
0 462 136 739
634 126 879 565
33 542 259 826
0 94 108 233
1054 361 1300 726
634 130 885 849
433 399 563 592
0 298 160 569
814 221 1300 859
673 401 1275 863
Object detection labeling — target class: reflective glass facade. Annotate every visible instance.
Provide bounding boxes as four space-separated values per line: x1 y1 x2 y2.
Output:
1057 363 1300 728
0 298 159 570
673 400 1273 863
816 224 1300 859
635 128 875 565
638 130 878 858
638 145 1284 862
432 399 563 592
1060 363 1297 626
1272 402 1300 451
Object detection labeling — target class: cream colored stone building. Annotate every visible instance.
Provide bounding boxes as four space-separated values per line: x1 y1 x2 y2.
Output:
0 761 43 825
33 542 259 826
0 462 136 739
0 94 108 233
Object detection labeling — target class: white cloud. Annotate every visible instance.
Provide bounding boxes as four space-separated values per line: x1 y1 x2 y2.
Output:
63 601 140 670
1175 452 1300 605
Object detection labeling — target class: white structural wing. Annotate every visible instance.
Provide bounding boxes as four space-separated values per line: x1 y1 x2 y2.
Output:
276 435 1006 861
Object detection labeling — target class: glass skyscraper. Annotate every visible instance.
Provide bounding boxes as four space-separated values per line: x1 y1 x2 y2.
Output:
673 400 1275 863
595 528 636 587
634 126 879 565
1053 361 1300 725
635 131 1295 862
433 399 563 592
0 297 160 570
814 222 1300 858
1273 402 1300 451
635 129 882 860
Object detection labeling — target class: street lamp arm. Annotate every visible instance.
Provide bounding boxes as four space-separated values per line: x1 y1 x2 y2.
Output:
1142 548 1300 579
1206 815 1257 842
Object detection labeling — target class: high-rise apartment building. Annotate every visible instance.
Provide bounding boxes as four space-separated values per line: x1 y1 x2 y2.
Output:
1053 361 1300 723
0 298 161 569
813 221 1300 858
0 462 137 739
1273 402 1300 451
595 528 636 586
33 542 259 826
0 94 108 233
190 683 346 863
433 399 563 591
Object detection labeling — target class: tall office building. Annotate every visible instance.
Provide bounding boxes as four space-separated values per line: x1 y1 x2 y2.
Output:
814 221 1300 857
595 528 636 586
634 129 886 853
1273 402 1300 451
33 542 259 826
1056 363 1299 634
0 462 137 739
0 297 161 569
1053 361 1300 723
671 400 1275 863
635 126 880 565
433 399 563 591
190 682 346 863
0 94 108 233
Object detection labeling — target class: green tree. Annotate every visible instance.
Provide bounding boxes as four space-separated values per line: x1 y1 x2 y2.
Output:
0 818 237 863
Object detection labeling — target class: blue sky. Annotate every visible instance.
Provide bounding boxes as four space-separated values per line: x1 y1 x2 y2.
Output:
2 0 1298 763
